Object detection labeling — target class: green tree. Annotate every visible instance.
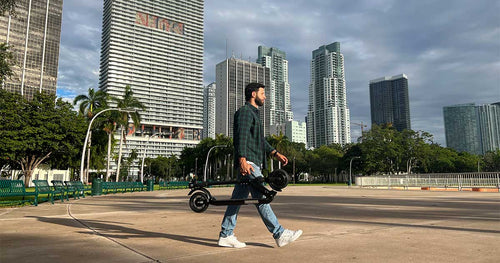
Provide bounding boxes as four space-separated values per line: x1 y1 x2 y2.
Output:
483 150 500 171
267 132 291 171
110 85 145 182
0 90 87 186
0 43 15 86
360 124 401 175
400 130 434 174
150 155 180 181
0 0 17 16
308 145 343 182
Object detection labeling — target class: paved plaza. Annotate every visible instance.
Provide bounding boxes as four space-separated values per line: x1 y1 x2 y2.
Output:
1 186 499 262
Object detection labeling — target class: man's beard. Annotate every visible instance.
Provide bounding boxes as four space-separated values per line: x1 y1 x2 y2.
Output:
255 97 264 106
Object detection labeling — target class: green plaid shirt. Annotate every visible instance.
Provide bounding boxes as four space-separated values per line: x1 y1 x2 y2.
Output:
234 102 275 168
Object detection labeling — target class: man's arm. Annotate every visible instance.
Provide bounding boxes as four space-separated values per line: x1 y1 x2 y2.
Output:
270 149 288 166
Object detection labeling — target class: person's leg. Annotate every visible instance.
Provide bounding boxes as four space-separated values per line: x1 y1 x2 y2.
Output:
219 178 250 238
248 164 285 239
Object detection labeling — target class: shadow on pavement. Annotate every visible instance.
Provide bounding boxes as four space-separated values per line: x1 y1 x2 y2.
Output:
26 215 273 248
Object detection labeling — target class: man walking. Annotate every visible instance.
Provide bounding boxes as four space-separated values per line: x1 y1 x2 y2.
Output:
218 82 302 248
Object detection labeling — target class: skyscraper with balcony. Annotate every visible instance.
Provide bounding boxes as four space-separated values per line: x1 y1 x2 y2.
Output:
257 46 293 127
307 42 351 148
369 74 411 132
0 0 63 99
215 57 271 138
203 82 216 139
98 0 204 158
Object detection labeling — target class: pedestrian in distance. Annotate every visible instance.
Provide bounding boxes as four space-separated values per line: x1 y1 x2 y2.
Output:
218 82 302 248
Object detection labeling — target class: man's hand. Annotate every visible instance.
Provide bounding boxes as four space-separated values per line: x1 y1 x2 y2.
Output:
273 151 288 166
239 157 254 176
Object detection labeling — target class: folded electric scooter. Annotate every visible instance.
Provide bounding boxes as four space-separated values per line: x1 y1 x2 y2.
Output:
187 169 290 213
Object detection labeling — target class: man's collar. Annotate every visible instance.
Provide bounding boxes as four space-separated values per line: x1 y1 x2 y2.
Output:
245 101 259 111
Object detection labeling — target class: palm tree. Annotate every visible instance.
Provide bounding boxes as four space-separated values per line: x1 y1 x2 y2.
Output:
73 88 107 118
95 111 119 181
268 131 289 169
74 88 108 183
111 85 145 182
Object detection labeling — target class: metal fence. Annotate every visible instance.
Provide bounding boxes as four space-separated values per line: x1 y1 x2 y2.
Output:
355 172 500 190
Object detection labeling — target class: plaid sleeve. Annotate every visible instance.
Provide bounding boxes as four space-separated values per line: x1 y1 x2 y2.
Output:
264 140 275 156
234 108 252 159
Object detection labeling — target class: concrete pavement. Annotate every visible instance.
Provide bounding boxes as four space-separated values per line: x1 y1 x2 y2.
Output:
1 186 499 262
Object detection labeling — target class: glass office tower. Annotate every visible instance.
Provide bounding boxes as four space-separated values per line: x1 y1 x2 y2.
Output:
369 74 411 132
0 0 63 98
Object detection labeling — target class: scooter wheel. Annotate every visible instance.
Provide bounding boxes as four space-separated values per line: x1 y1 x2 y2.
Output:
189 192 209 213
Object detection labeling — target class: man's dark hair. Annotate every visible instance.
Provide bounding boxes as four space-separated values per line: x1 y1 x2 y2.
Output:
245 82 265 101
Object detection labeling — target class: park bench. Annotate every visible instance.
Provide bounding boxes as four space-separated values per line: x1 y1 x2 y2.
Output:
33 180 65 204
63 181 81 199
102 181 117 194
132 181 146 192
72 181 92 197
0 180 37 205
51 180 69 201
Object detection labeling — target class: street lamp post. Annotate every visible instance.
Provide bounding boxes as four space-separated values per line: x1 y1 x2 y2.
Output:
204 145 226 181
140 133 159 183
349 156 361 187
80 108 134 183
293 156 296 184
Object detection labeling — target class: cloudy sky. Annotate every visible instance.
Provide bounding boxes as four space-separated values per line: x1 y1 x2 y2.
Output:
56 0 500 146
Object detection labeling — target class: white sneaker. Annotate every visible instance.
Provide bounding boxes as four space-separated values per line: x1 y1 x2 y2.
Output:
218 235 246 248
275 229 303 247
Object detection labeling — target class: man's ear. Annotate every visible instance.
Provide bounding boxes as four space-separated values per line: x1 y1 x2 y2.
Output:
252 91 257 98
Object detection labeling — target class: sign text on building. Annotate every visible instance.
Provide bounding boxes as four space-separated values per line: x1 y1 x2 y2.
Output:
135 11 185 35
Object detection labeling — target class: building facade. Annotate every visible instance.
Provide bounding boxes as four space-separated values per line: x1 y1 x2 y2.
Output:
306 42 351 148
477 102 500 153
270 120 307 147
256 46 293 127
369 74 411 132
0 0 63 98
203 82 216 139
98 0 204 160
215 57 271 137
443 103 483 155
286 120 307 146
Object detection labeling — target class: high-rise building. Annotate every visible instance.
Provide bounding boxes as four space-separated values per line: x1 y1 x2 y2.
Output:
306 42 351 148
98 0 204 159
286 120 307 146
203 82 216 139
257 46 293 127
215 57 271 137
369 74 411 131
0 0 63 98
443 103 483 155
270 120 307 147
477 102 500 153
